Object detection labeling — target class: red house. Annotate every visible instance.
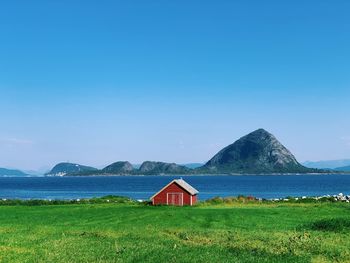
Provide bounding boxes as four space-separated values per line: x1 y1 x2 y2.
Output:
150 179 199 206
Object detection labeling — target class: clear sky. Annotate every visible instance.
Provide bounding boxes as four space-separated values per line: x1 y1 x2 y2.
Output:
0 0 349 170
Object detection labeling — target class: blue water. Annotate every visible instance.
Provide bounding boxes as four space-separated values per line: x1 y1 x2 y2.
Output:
0 174 349 200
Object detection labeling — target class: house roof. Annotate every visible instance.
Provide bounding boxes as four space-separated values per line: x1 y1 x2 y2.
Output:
150 179 199 200
174 179 199 195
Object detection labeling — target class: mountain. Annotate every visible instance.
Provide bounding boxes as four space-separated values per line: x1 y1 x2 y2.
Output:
46 162 98 176
201 129 316 174
303 159 350 169
133 163 203 170
102 161 134 174
139 161 190 175
0 168 28 177
182 163 204 169
43 129 328 176
334 165 350 172
132 164 142 169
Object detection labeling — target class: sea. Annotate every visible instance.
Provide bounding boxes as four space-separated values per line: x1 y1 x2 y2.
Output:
0 174 349 201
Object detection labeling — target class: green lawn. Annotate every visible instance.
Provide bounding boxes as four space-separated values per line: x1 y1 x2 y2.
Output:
0 202 349 263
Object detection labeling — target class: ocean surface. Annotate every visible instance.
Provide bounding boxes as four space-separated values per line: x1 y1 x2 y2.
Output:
0 174 349 200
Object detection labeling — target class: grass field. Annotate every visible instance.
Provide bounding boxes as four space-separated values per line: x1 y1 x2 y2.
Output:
0 201 349 263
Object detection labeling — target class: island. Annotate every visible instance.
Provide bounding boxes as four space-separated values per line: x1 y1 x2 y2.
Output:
46 129 325 176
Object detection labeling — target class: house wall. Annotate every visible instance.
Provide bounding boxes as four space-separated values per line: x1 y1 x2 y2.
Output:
152 182 192 206
191 195 197 205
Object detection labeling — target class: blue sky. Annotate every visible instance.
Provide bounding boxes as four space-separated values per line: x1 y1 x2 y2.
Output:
0 1 350 170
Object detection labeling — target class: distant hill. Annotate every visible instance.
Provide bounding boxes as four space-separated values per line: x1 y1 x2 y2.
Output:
334 165 350 172
182 163 204 169
199 129 317 174
139 161 190 175
132 164 142 169
45 129 330 176
303 159 350 169
102 161 134 174
133 162 203 170
56 161 191 176
0 168 28 177
46 163 98 176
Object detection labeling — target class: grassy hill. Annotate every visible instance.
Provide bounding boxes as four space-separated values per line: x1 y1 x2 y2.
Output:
0 201 349 262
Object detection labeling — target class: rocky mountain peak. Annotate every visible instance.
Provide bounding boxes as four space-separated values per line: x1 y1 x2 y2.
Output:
204 129 310 173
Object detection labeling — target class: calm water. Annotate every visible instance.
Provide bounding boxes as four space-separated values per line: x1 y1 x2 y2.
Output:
0 174 349 200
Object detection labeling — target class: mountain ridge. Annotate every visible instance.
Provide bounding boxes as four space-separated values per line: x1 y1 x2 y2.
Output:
102 161 134 174
0 168 28 177
303 159 350 169
334 165 350 172
45 129 329 176
46 162 98 176
139 161 190 175
199 129 316 174
45 129 329 175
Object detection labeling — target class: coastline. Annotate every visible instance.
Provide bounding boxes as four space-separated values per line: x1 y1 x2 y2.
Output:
2 174 350 201
51 172 350 177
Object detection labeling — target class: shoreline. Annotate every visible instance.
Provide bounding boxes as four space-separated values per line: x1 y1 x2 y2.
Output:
1 172 350 178
1 193 349 203
52 172 350 177
40 170 350 177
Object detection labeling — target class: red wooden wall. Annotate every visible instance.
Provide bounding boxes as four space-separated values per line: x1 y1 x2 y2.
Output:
152 182 197 206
